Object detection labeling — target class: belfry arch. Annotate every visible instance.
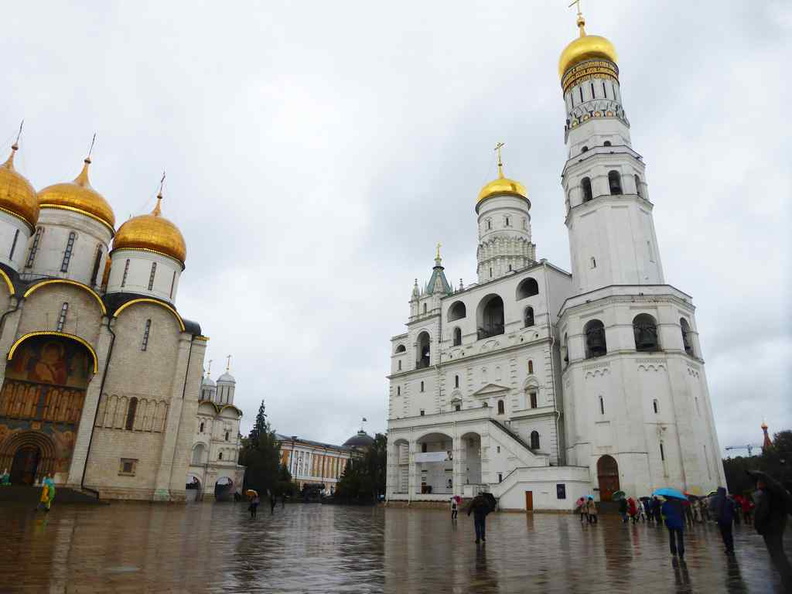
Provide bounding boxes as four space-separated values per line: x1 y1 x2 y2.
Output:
0 333 96 484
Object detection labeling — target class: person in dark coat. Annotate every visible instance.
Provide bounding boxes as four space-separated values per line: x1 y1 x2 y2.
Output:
269 492 277 515
749 471 791 589
661 498 686 561
467 494 492 544
618 498 628 523
710 487 735 554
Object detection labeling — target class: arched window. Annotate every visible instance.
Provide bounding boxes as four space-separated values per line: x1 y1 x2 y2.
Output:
680 318 694 356
604 140 612 147
90 245 103 286
530 431 540 450
581 177 593 202
416 332 430 368
523 307 535 328
452 327 462 347
60 231 77 273
148 262 157 290
516 278 539 300
448 301 466 322
599 396 605 415
192 444 205 465
633 314 660 352
581 146 589 153
584 319 607 358
125 397 138 431
608 170 623 195
478 295 504 339
199 422 204 432
529 391 538 409
395 345 406 353
218 452 223 460
454 375 459 388
528 360 534 374
56 302 69 332
26 227 43 268
497 400 505 415
9 229 19 261
634 174 643 198
121 259 130 287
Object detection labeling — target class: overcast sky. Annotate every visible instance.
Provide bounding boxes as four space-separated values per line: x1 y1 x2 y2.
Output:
2 1 790 453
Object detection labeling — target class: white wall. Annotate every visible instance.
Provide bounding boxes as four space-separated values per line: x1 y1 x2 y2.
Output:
0 211 33 271
106 248 183 303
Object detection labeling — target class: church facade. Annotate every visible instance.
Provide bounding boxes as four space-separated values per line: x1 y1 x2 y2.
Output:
386 12 725 510
0 145 208 501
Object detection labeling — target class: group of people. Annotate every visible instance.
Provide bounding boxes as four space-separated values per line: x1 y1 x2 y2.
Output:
575 496 599 523
450 493 496 543
247 490 286 518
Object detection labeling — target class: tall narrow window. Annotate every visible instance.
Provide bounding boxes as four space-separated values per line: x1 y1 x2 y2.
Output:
523 307 535 328
599 396 605 415
141 319 152 351
26 227 43 268
225 431 230 441
422 303 427 314
56 302 69 332
90 245 103 286
397 360 402 371
60 231 77 272
581 177 593 202
169 270 177 298
420 381 424 393
148 262 157 290
8 229 19 261
486 220 492 230
218 452 223 460
660 443 665 461
530 392 538 409
579 87 583 103
200 422 204 432
590 82 596 98
528 360 534 374
121 259 130 287
602 81 608 98
453 327 462 346
125 397 138 431
653 399 659 414
504 216 510 227
530 431 540 450
608 170 623 195
497 400 505 415
635 174 643 198
454 375 459 389
396 386 401 396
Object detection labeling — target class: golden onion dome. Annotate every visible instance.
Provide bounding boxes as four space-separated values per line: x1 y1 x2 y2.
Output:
477 164 527 203
38 158 116 231
113 195 187 264
558 14 617 79
0 144 39 229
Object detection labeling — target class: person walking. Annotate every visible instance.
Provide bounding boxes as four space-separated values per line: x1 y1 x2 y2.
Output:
37 478 55 512
661 497 686 561
618 497 628 523
249 494 260 518
586 497 598 524
711 487 735 555
450 496 459 521
269 492 277 515
576 497 588 523
749 470 792 589
627 497 638 524
653 497 663 525
467 494 491 544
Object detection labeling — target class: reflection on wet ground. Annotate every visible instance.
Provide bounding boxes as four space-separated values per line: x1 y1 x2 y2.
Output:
0 503 789 592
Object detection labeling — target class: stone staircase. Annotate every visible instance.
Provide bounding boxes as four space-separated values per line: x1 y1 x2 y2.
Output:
0 485 101 505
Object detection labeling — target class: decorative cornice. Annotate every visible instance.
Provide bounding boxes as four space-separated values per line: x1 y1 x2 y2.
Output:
23 279 107 315
39 203 115 235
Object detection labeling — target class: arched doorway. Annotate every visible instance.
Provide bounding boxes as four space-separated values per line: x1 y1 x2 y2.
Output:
597 455 620 502
185 474 202 502
215 477 234 502
0 334 95 484
10 445 40 485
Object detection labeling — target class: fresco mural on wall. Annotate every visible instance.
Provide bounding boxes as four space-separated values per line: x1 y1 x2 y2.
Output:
0 335 95 484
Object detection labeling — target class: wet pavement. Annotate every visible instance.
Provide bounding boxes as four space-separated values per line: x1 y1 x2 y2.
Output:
0 502 789 593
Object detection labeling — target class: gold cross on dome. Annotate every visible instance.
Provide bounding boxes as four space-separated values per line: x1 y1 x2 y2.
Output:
226 354 232 372
436 242 442 260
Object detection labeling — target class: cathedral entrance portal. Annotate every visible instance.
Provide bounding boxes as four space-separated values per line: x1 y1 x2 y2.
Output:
596 455 620 502
10 445 41 485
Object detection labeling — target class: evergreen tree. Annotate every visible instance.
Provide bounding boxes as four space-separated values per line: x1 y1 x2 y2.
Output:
335 433 387 502
240 400 284 494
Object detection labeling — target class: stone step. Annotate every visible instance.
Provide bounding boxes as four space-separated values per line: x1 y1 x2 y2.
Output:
0 485 101 504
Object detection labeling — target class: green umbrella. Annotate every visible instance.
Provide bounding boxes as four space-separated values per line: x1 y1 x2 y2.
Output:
612 491 626 500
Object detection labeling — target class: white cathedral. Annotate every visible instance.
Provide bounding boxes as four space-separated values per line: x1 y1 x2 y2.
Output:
386 12 725 511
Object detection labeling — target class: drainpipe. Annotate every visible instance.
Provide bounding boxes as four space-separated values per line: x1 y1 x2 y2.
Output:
80 315 117 497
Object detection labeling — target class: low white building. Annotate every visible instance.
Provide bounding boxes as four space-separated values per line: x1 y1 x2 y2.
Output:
386 11 724 511
186 365 244 501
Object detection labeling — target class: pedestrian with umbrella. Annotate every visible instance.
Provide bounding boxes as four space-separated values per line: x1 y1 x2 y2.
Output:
575 496 588 523
654 488 687 562
748 470 792 589
467 493 493 544
246 489 260 518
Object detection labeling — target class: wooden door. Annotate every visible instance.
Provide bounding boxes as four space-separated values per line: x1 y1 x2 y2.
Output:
525 490 533 511
597 455 620 502
10 446 40 485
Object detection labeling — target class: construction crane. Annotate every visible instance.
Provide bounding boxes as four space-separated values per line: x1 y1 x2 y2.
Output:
725 444 762 457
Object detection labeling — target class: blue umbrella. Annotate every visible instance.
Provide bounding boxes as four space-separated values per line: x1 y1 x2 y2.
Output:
652 487 687 500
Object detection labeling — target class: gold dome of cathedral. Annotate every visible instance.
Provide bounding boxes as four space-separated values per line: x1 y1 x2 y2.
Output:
558 13 617 79
38 158 116 230
0 144 39 229
113 195 187 264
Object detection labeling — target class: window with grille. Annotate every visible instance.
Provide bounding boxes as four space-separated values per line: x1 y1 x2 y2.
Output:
141 319 152 351
148 262 157 290
56 302 68 332
90 245 102 286
61 232 77 272
169 270 177 298
26 227 43 268
9 229 19 261
121 259 130 287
